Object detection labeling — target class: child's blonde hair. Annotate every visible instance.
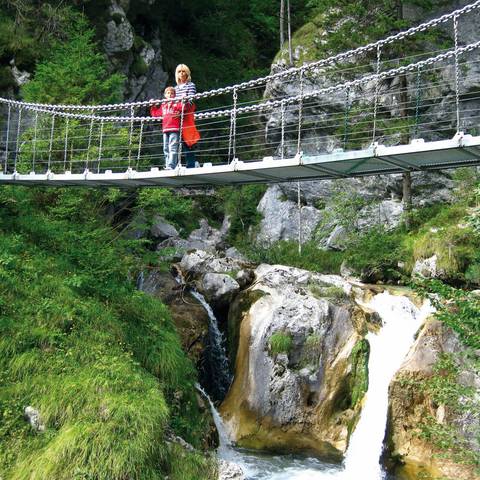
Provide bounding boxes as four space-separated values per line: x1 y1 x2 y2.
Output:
164 86 176 95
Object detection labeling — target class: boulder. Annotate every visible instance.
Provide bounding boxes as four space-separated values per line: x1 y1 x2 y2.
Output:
220 264 368 457
411 254 445 279
179 250 246 278
200 273 240 308
24 406 45 433
150 215 178 240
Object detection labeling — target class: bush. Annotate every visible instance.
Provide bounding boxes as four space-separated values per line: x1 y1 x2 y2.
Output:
344 226 405 282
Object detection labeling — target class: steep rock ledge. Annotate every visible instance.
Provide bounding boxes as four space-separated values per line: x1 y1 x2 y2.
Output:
385 318 480 480
219 264 373 457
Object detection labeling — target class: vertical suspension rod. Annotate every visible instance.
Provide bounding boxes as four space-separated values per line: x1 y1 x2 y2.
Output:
4 104 11 174
14 107 22 173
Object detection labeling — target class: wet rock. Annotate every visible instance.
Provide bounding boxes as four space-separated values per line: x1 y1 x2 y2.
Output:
235 269 255 289
217 459 245 480
220 264 366 457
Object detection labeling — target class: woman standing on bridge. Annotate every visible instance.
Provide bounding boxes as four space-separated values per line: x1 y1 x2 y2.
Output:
175 64 200 168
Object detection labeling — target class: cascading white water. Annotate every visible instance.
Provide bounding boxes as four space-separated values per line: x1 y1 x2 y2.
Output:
205 290 431 480
341 291 432 480
190 289 232 399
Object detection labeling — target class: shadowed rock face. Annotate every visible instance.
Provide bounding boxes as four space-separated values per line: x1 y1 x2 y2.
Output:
385 318 480 480
220 264 370 458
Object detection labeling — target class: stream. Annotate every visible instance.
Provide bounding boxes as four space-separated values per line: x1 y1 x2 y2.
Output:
195 289 432 480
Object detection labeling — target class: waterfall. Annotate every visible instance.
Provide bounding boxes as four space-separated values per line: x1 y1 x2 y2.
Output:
190 290 232 401
205 290 431 480
341 291 432 480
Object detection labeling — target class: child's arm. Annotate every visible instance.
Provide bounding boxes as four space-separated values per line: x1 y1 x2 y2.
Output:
150 104 163 117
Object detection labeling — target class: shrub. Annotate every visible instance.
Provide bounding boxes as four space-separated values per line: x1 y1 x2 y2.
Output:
344 226 405 282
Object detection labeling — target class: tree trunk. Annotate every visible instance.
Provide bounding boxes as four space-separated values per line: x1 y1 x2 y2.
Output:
287 0 293 65
396 0 413 230
280 0 285 50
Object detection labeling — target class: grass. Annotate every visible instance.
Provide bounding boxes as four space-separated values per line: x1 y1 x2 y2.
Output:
242 240 344 274
268 332 294 356
0 186 216 480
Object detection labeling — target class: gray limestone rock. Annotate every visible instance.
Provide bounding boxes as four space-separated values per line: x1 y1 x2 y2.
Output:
357 199 404 231
221 264 360 456
256 184 323 246
179 250 246 278
150 215 178 240
104 2 134 55
200 273 240 307
411 254 445 279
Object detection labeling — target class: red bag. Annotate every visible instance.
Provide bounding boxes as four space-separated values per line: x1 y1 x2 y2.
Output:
182 104 201 148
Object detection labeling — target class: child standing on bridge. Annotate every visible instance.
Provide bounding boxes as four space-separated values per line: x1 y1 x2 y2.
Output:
150 86 184 170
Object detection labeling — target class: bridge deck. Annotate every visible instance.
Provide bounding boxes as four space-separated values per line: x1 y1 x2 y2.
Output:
1 134 479 188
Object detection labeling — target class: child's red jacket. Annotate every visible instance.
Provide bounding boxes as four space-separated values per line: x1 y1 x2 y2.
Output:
150 101 185 133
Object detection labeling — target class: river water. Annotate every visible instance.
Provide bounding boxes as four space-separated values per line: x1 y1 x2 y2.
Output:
196 289 432 480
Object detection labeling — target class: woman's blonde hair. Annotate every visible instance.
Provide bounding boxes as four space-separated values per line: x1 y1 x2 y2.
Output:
175 64 192 84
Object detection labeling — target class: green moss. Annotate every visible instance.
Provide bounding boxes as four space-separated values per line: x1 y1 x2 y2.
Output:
268 332 293 356
309 284 347 302
348 340 369 408
132 55 149 77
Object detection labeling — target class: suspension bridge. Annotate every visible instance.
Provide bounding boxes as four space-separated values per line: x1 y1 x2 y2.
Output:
1 1 480 188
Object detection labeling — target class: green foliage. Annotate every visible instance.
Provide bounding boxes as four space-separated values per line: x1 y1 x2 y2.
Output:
414 280 480 350
316 182 369 240
21 10 123 105
0 186 215 479
417 354 480 470
344 226 405 282
244 240 344 274
220 185 267 244
155 0 312 91
268 332 293 356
